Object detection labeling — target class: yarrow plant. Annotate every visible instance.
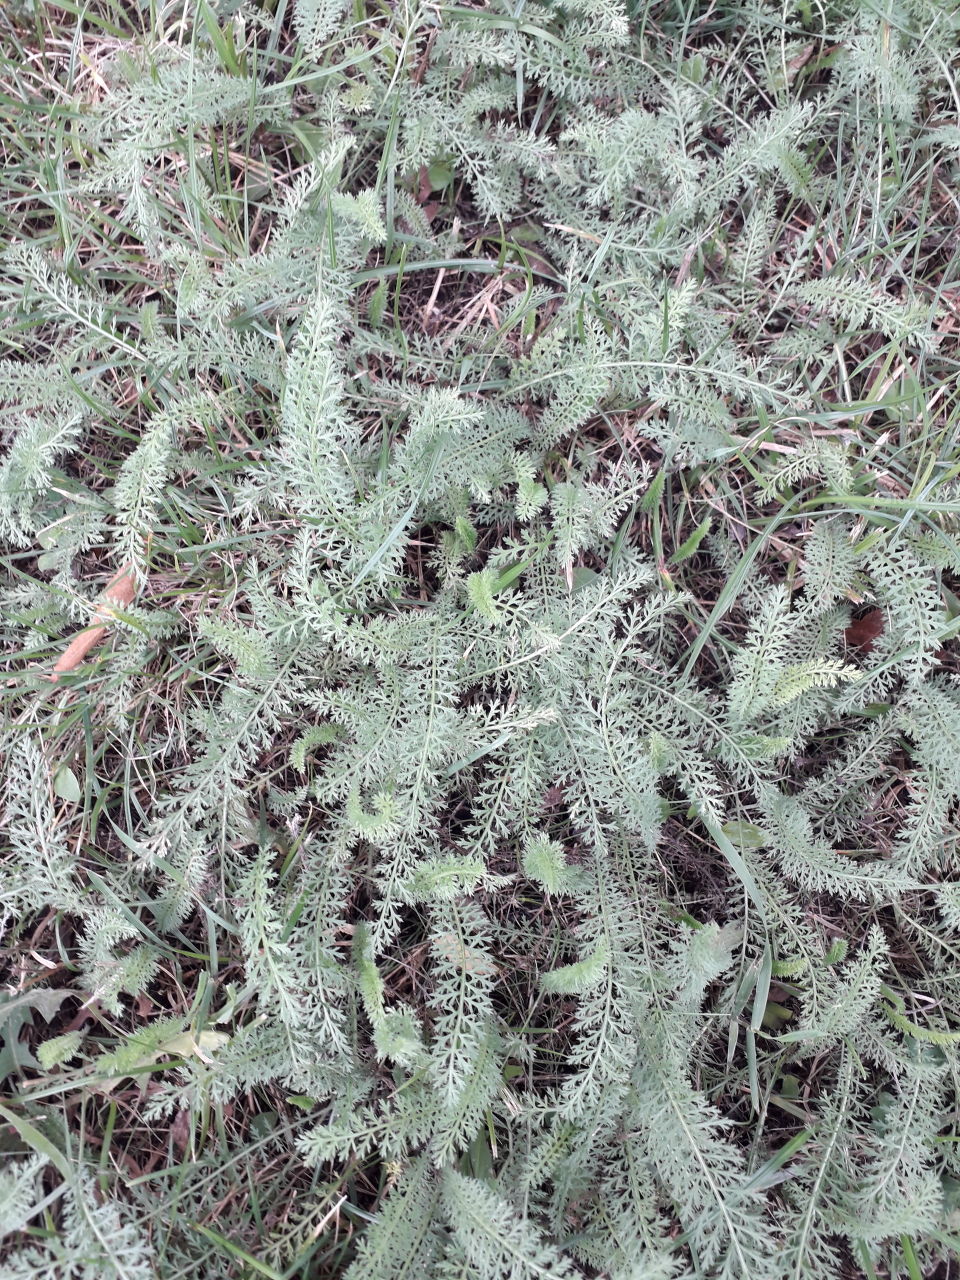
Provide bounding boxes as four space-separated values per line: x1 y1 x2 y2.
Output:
2 0 960 1276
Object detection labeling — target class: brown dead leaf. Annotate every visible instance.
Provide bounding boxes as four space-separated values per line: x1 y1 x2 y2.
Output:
50 564 137 681
844 609 884 653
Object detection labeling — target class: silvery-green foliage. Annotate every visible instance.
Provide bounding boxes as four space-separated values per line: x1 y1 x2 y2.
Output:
1 0 958 1277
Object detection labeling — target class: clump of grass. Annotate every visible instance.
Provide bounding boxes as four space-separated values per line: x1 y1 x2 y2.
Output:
2 1 960 1278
